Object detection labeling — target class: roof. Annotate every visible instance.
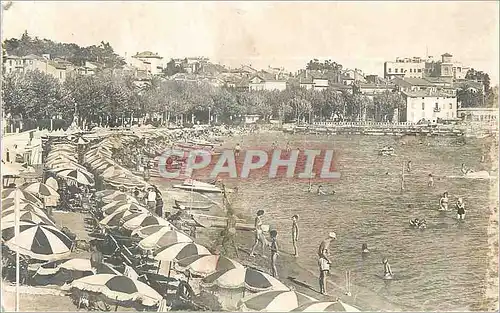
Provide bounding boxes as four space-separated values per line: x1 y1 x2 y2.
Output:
23 54 45 60
358 83 396 89
392 77 434 87
249 72 287 82
133 51 162 59
401 89 455 98
442 53 453 57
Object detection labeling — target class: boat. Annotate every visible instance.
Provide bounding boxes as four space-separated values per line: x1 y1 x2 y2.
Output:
173 184 223 193
190 214 267 232
174 200 213 211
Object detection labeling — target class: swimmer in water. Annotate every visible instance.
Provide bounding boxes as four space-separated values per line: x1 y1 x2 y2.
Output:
461 163 474 175
291 215 299 257
361 243 369 254
317 185 327 195
406 160 412 172
439 192 449 211
382 258 393 279
456 198 466 220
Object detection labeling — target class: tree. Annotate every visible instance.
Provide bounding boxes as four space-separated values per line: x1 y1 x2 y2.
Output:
2 70 68 121
373 91 405 122
456 85 484 108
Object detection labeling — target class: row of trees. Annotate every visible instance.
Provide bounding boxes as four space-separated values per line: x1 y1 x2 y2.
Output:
2 70 405 129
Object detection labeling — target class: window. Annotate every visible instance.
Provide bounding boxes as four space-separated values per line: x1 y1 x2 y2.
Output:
400 68 404 73
422 103 425 110
435 103 439 110
388 68 392 73
409 69 413 73
418 69 422 72
59 72 63 79
395 69 398 73
449 103 452 109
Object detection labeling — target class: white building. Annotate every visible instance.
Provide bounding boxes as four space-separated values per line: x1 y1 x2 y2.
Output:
384 57 426 79
249 73 287 91
130 51 163 75
402 90 457 123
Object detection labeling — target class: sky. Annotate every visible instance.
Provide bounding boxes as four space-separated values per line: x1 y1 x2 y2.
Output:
2 1 499 83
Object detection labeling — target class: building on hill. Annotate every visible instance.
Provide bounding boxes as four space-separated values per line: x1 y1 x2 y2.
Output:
357 83 397 100
3 53 72 82
384 57 426 80
401 89 457 123
297 70 329 91
130 51 163 75
249 72 287 91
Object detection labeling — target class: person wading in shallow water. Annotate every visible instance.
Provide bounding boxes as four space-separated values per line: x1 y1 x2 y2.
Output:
291 215 299 257
249 210 267 257
318 232 336 295
269 230 279 278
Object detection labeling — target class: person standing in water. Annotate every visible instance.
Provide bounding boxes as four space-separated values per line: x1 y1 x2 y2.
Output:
317 185 327 195
234 143 241 157
318 232 336 295
291 215 299 257
428 173 434 187
439 192 449 211
456 198 466 220
269 230 279 278
382 258 393 279
249 210 267 257
406 160 412 172
285 141 291 152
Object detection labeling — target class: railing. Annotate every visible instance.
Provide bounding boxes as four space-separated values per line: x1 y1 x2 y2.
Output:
311 121 415 127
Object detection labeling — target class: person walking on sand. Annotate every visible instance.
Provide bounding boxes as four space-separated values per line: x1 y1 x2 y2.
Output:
291 215 299 257
234 143 241 157
456 198 466 220
406 160 412 173
269 230 279 278
90 242 103 274
249 210 267 257
147 187 156 214
318 232 336 295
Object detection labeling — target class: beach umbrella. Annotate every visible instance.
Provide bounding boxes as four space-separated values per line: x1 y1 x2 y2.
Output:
102 201 146 216
138 229 192 251
95 190 120 198
202 267 289 292
154 242 210 262
238 290 317 312
2 201 45 216
69 274 162 306
48 161 86 171
1 210 55 226
176 254 241 277
21 182 60 198
36 258 120 276
292 301 360 312
131 225 174 239
45 177 59 191
74 137 90 145
2 188 42 206
99 210 137 227
101 166 127 178
1 220 38 241
121 213 170 231
46 153 77 162
102 193 138 204
54 168 94 186
5 223 73 261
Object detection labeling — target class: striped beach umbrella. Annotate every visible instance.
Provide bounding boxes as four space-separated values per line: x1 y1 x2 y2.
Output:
5 223 73 261
102 201 146 216
2 201 45 215
154 242 210 262
99 210 137 227
138 229 192 251
48 161 86 171
36 258 120 276
70 274 162 306
21 182 59 197
121 213 170 231
1 210 55 226
202 267 289 292
74 137 90 145
54 168 94 186
2 188 42 206
1 220 38 241
101 166 127 178
292 301 360 312
176 254 242 277
131 225 174 239
102 193 138 204
238 290 317 312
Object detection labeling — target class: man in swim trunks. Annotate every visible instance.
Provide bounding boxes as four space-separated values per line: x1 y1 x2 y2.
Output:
318 232 336 295
291 215 299 257
382 257 393 278
249 210 266 257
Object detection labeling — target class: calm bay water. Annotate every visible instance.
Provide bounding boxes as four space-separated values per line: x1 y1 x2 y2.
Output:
221 132 494 311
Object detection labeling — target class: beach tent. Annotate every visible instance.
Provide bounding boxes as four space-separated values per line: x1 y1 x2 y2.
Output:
291 301 361 312
5 223 73 261
238 290 317 312
138 229 192 251
69 274 162 307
